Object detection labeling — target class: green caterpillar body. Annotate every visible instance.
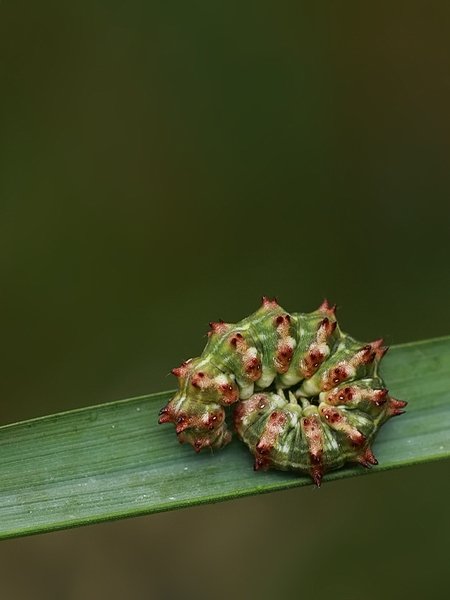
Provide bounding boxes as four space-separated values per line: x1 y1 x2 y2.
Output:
158 298 406 485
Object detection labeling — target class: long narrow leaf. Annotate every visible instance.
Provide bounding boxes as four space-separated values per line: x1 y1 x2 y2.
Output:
0 336 449 540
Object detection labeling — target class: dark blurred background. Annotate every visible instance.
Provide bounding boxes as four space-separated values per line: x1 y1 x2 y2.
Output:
0 1 449 598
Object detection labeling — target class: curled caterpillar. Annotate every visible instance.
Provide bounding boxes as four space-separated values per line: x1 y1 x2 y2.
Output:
158 298 406 486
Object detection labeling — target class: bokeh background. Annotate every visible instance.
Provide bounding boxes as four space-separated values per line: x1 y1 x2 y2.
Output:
1 1 449 598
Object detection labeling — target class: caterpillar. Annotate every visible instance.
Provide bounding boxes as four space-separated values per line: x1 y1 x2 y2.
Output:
158 298 406 486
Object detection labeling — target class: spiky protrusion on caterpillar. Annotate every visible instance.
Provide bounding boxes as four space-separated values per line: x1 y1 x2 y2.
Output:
158 298 406 484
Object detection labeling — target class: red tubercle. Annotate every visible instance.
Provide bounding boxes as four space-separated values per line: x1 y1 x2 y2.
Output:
253 410 287 469
174 407 225 434
357 446 378 468
321 406 342 425
175 413 189 434
356 344 378 366
219 382 240 405
311 469 323 487
179 425 231 453
208 320 231 337
327 386 354 404
189 369 240 404
204 411 224 431
317 317 337 343
371 388 389 406
302 415 324 486
229 332 244 348
300 346 325 379
233 394 268 425
256 410 288 455
302 415 323 451
320 405 365 446
274 313 291 330
261 296 280 311
254 455 271 471
387 397 408 416
309 454 324 487
243 354 262 381
275 343 294 372
273 313 295 372
227 331 263 382
190 370 205 388
326 385 389 409
299 319 337 379
317 299 337 318
158 402 175 424
345 340 388 371
322 364 350 390
366 339 389 362
171 362 192 380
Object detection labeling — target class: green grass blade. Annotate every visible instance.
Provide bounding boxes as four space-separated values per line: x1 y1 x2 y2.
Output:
0 337 449 540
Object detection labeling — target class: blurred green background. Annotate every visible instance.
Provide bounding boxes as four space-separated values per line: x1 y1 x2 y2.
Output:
1 1 449 598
